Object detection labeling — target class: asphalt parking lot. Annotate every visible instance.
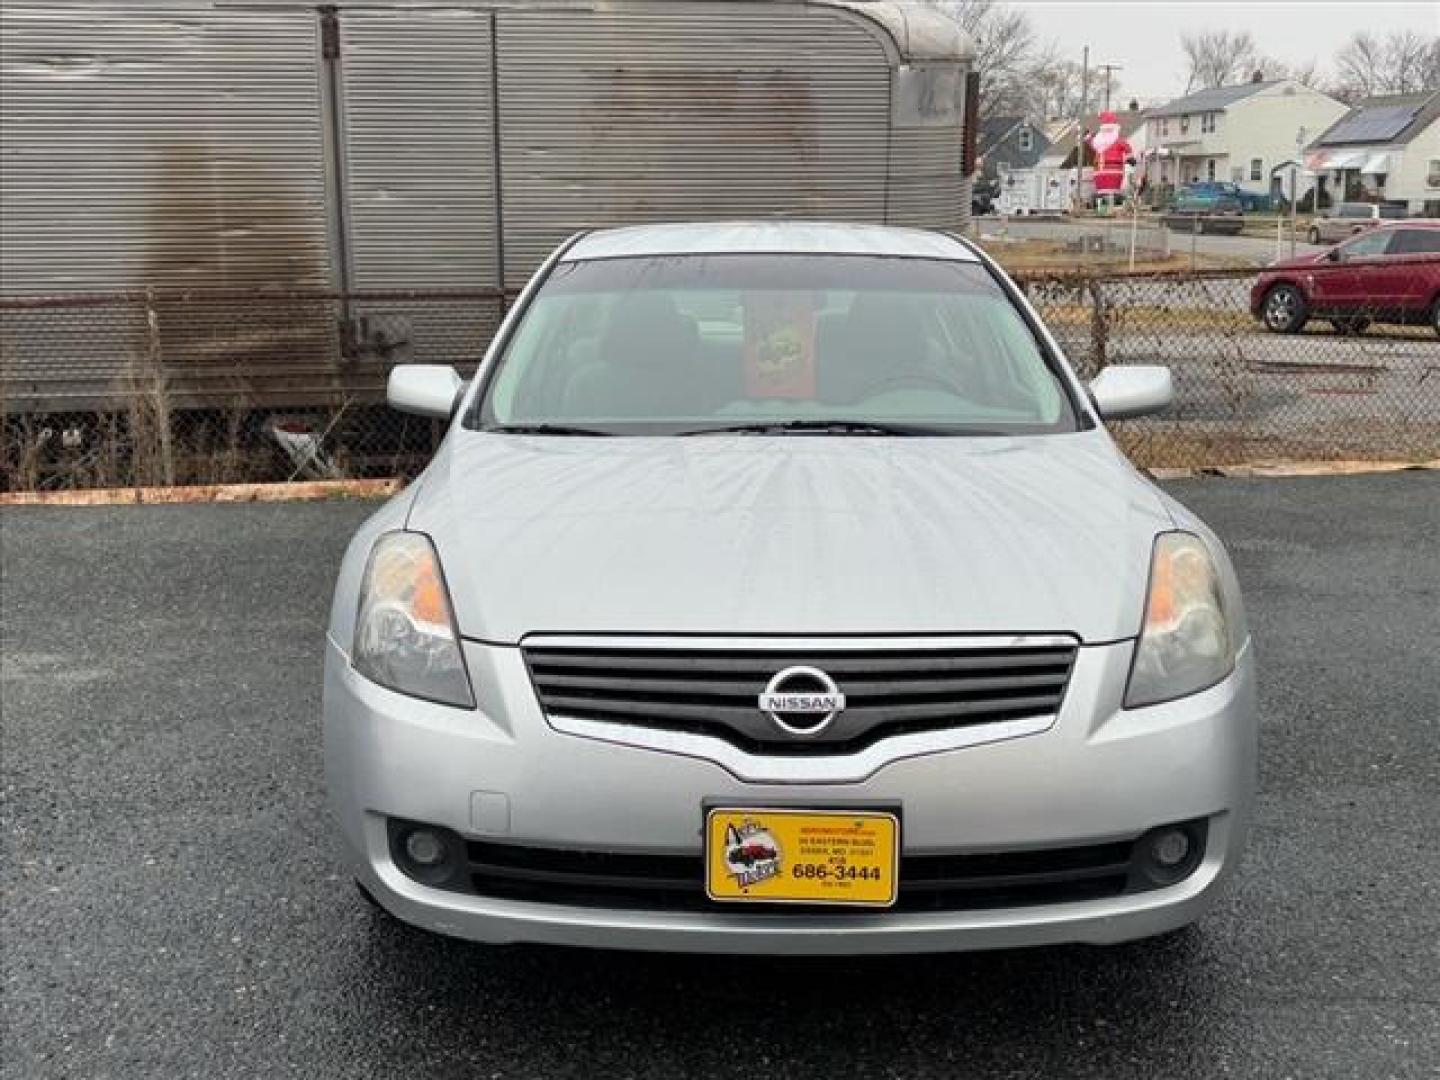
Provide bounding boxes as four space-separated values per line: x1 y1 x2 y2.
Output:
3 473 1438 1079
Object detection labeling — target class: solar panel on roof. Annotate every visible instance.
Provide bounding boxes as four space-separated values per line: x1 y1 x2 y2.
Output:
1323 105 1419 144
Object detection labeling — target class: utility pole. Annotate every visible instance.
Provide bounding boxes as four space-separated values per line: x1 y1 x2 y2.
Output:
1292 126 1307 258
1097 63 1123 112
1074 45 1089 215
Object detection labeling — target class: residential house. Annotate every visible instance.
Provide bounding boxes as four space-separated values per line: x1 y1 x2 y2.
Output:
1305 90 1440 216
1144 77 1347 202
978 115 1048 182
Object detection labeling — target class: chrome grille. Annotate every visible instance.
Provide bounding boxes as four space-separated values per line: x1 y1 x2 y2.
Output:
522 640 1078 755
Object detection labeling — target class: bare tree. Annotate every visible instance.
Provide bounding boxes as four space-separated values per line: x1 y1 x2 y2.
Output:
1257 55 1323 90
1385 30 1439 93
1332 30 1440 101
1029 55 1087 120
1281 58 1323 90
1180 30 1261 92
1333 32 1388 101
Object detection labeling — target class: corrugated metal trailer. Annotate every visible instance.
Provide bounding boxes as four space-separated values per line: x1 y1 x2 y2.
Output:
0 1 975 412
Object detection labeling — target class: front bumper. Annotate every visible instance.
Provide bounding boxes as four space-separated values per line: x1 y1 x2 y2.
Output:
323 636 1257 954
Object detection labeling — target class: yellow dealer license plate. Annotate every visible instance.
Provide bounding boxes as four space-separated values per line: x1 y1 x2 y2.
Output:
705 808 899 907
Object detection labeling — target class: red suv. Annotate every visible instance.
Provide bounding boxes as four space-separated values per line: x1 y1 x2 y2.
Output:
1252 222 1440 336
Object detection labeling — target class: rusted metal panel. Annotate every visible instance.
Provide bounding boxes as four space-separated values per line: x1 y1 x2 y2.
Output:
0 4 339 411
495 2 894 286
0 289 505 414
337 9 500 289
334 8 504 377
1 0 975 414
885 58 968 231
0 4 331 293
0 292 345 413
887 126 967 230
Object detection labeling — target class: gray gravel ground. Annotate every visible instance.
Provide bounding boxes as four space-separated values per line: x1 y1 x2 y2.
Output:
3 474 1438 1079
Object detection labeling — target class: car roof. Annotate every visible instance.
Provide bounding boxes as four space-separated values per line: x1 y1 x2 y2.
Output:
563 221 979 262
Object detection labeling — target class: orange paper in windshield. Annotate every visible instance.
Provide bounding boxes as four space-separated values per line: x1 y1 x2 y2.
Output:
742 292 816 399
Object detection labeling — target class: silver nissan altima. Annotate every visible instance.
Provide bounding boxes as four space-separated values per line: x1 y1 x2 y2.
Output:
323 222 1256 954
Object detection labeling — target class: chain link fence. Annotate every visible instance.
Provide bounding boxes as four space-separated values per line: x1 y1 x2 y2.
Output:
1 289 505 490
1017 269 1440 467
3 272 1437 492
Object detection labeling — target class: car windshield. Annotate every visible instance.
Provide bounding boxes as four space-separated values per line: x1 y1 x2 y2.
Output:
473 255 1080 436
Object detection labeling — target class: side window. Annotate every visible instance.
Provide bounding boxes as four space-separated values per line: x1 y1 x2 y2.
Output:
1250 158 1263 181
1391 229 1440 255
1337 231 1393 259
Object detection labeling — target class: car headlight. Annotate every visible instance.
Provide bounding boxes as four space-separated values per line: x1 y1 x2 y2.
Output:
353 532 475 708
1125 532 1234 709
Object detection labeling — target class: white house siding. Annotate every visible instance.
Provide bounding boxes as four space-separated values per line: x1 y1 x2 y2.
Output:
1310 120 1440 215
1146 81 1346 198
1389 119 1440 215
1148 107 1232 187
1228 85 1348 197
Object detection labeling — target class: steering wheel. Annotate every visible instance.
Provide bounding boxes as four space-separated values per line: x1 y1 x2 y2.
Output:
855 370 965 399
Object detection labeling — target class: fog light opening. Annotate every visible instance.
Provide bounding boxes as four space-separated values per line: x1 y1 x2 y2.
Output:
1148 828 1191 869
388 819 464 888
404 829 447 868
1135 822 1205 887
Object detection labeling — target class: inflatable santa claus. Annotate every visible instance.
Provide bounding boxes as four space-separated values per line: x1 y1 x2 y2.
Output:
1087 111 1135 197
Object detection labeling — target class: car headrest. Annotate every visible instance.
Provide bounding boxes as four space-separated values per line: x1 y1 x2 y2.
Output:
599 293 696 371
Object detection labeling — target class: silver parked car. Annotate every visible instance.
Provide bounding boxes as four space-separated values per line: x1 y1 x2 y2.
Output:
1307 201 1408 244
324 222 1257 954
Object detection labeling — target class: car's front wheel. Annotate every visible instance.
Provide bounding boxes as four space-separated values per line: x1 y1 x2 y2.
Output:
1262 284 1309 334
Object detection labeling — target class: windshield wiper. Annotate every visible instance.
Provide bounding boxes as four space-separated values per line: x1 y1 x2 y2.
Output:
485 423 615 437
677 419 986 437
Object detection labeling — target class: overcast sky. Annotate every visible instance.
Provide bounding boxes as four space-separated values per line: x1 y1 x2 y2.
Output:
1011 1 1439 102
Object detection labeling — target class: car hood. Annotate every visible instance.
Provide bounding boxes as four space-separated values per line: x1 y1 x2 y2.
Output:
407 431 1175 644
1267 250 1330 270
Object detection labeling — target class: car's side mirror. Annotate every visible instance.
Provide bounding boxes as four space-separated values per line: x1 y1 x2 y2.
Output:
1089 365 1173 420
387 365 464 419
1326 248 1342 262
